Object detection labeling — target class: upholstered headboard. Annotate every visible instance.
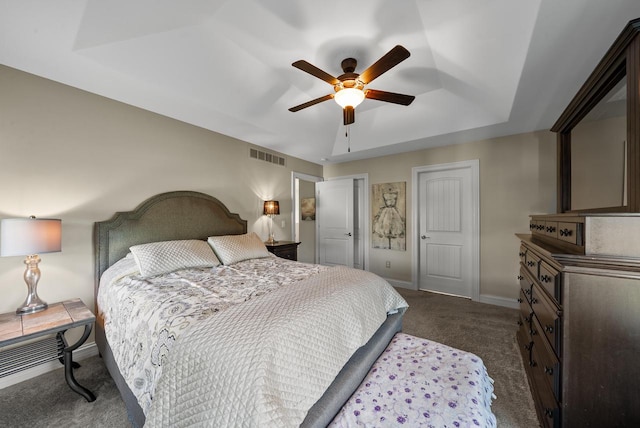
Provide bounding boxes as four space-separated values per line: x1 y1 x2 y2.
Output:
94 191 247 296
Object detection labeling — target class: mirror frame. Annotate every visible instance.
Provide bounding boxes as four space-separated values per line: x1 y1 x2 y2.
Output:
551 18 640 213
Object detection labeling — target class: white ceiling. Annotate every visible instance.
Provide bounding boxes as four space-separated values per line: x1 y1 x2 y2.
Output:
1 1 640 165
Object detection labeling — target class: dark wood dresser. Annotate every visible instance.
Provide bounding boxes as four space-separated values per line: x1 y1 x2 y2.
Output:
265 241 300 261
517 214 640 427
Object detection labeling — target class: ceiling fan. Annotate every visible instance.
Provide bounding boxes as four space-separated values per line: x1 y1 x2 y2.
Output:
289 45 415 125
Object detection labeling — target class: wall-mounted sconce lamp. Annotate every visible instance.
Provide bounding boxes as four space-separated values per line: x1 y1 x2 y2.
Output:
0 217 62 314
263 200 280 244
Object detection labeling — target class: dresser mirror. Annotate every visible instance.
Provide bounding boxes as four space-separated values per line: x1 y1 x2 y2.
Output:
552 18 640 213
570 77 627 210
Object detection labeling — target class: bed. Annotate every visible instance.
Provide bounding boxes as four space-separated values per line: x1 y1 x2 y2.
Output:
94 191 408 427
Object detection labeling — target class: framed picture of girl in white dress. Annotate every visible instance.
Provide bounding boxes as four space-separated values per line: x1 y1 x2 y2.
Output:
371 182 406 251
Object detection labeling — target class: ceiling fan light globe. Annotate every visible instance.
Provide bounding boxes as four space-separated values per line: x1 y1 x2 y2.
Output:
334 88 365 108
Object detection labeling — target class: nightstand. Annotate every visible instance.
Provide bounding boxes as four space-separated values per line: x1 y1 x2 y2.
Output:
0 298 96 402
265 241 301 261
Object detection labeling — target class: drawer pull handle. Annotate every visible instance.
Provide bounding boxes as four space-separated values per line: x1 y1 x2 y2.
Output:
525 289 532 295
529 359 537 367
517 298 523 303
529 223 535 230
544 366 554 375
546 226 556 233
529 329 537 336
517 320 523 326
527 261 535 267
517 275 524 280
540 275 552 283
519 252 525 257
545 325 554 334
524 344 532 351
531 298 538 304
544 408 554 418
525 315 532 323
559 228 573 237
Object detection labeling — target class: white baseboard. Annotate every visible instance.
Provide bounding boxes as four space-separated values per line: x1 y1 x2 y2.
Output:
479 294 519 309
389 281 519 310
385 278 416 290
0 341 99 390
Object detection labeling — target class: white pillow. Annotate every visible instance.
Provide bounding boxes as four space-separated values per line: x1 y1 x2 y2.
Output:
130 239 220 278
207 232 270 265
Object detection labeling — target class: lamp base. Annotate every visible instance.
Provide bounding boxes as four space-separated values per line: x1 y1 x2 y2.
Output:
16 255 48 315
16 300 48 315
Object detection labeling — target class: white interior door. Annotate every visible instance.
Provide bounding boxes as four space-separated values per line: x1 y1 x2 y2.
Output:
418 165 475 298
317 179 354 267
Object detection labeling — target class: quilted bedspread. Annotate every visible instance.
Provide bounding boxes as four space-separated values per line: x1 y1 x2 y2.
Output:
98 254 331 414
145 266 407 427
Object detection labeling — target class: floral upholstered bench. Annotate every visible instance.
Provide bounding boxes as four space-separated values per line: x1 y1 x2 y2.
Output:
329 333 497 427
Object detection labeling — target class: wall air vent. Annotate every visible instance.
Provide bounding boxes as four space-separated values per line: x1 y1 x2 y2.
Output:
249 148 286 167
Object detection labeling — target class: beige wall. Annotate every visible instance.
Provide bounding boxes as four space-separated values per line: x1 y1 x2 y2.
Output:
0 62 558 319
324 131 557 300
0 65 322 318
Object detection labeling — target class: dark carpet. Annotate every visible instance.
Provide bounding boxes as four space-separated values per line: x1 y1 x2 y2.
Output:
0 288 539 427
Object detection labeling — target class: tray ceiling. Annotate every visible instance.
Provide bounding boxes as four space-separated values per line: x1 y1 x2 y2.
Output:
2 0 640 164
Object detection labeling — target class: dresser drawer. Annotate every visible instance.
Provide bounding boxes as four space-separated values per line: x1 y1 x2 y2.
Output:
539 261 561 304
519 267 534 302
529 219 545 233
516 320 532 364
519 244 527 264
531 316 561 402
530 342 561 428
531 283 562 357
543 221 558 239
525 251 540 278
557 222 579 245
519 288 533 326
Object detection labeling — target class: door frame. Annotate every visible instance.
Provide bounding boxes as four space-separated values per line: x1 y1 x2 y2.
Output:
411 160 480 301
326 174 370 271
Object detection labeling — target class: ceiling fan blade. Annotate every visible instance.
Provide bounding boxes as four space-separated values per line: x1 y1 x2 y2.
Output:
343 106 355 125
365 89 415 106
289 94 334 112
359 45 411 85
292 60 340 85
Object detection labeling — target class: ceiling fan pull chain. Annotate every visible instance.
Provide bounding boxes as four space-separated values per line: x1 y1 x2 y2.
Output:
347 125 351 152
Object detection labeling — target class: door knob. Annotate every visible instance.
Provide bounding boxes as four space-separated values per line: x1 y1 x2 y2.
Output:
345 232 352 236
421 235 430 239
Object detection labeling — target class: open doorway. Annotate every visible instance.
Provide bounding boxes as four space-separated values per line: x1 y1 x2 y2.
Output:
291 172 322 263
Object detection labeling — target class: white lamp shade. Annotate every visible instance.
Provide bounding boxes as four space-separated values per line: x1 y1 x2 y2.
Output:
0 218 62 257
334 88 365 108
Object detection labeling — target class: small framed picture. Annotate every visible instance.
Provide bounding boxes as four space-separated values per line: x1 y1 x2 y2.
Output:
301 198 315 221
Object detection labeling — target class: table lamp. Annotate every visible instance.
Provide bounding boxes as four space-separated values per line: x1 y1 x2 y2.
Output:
263 200 280 244
0 217 62 314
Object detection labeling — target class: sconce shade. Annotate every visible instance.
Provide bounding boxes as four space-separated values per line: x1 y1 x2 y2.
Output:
263 201 280 216
1 218 62 257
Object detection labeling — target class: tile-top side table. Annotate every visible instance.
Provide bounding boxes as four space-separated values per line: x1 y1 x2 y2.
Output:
0 298 96 402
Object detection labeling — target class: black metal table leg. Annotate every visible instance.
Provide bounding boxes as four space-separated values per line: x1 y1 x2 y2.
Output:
58 325 96 402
